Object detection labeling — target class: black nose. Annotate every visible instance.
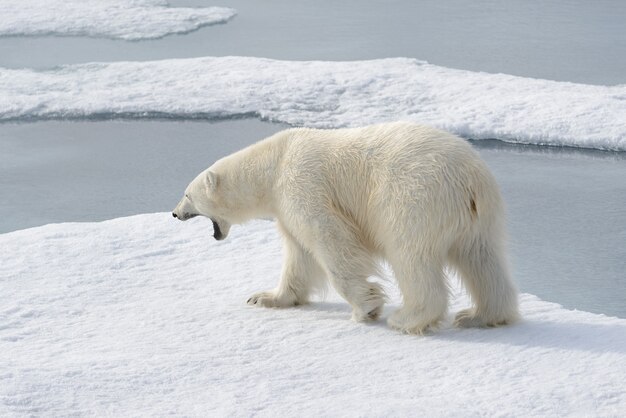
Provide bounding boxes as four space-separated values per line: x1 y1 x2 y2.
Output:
172 213 177 218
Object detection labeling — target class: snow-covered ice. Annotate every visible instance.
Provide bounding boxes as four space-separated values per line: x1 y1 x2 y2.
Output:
1 213 625 416
0 0 236 41
1 57 624 150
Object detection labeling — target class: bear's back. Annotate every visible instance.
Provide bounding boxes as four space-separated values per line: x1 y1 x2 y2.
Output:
282 122 483 183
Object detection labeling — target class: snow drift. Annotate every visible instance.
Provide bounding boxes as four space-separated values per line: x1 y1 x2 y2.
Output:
1 214 625 415
0 57 625 150
0 0 236 41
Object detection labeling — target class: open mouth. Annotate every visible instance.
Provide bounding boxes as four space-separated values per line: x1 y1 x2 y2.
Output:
211 219 224 240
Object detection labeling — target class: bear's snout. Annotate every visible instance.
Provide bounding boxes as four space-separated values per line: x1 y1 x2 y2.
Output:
172 211 198 221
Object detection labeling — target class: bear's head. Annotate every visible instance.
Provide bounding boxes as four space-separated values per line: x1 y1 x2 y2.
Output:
172 168 231 241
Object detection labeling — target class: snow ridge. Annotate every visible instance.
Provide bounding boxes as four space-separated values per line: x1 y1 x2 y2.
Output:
0 0 236 41
0 57 624 150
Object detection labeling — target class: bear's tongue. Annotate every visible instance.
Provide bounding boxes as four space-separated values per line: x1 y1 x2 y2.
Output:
211 219 224 241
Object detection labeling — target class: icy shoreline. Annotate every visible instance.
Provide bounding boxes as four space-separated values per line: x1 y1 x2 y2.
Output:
1 56 624 151
1 214 625 415
0 0 236 41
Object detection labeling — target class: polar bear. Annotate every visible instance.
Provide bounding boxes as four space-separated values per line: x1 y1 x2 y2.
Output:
172 122 519 334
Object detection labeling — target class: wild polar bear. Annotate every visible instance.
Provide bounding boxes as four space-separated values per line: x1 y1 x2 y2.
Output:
172 122 519 334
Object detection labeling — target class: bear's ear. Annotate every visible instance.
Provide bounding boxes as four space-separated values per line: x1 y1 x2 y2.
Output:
205 170 218 192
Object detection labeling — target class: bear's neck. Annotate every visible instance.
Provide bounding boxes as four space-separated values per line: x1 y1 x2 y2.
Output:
221 135 285 222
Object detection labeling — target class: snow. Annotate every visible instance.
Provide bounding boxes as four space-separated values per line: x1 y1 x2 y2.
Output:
0 1 236 41
0 57 624 151
1 213 625 416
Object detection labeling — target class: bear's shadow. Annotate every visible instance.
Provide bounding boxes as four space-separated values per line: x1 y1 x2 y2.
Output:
298 302 626 355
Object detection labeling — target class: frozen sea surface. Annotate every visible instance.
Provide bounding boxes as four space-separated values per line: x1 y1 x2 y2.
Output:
0 0 236 40
1 214 625 416
2 57 625 150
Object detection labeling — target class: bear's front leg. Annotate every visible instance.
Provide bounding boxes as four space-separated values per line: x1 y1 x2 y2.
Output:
306 215 385 322
247 225 324 309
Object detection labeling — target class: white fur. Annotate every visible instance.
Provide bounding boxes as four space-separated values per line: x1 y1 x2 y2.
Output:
173 122 520 334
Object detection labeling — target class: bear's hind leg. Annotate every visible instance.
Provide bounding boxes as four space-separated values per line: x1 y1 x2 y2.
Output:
387 255 449 335
450 233 519 328
247 224 325 308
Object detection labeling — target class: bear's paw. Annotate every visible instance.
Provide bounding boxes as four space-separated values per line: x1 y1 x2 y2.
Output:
387 308 444 335
454 308 514 328
246 290 299 308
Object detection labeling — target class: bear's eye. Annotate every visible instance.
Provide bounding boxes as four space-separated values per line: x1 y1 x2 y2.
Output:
185 194 191 202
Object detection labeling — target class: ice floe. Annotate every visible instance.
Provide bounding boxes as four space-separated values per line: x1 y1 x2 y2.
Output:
0 0 236 40
0 57 624 150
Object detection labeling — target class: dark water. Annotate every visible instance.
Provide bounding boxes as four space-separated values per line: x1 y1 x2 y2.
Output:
0 119 284 232
474 140 626 319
